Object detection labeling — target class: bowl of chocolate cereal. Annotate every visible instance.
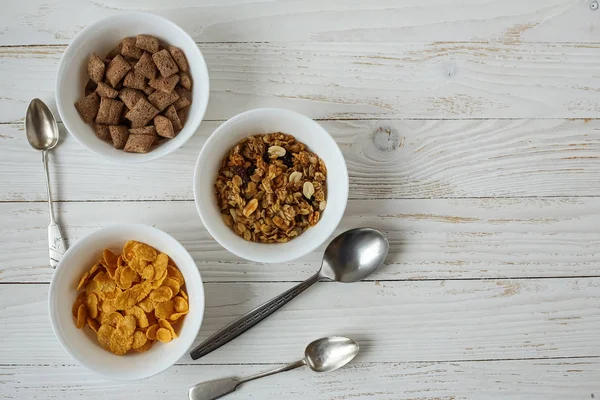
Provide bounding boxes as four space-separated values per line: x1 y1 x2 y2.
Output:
193 108 348 263
55 12 209 162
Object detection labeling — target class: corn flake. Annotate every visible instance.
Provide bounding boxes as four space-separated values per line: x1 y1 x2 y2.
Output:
167 265 184 286
115 281 152 310
77 272 90 291
103 249 118 269
158 318 177 339
162 277 181 296
98 286 121 301
155 300 174 319
132 331 148 349
151 269 168 289
110 330 133 355
117 266 140 290
97 324 115 350
146 323 159 340
153 253 168 280
72 292 86 318
124 306 149 328
138 297 155 313
101 300 117 314
141 264 155 281
87 317 100 333
122 241 137 263
134 339 153 353
133 242 158 262
156 328 172 343
173 296 189 313
85 293 99 319
169 312 187 322
149 286 173 303
76 304 87 329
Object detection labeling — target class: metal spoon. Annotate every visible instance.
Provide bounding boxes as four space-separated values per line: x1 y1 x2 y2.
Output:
25 99 66 268
190 228 388 360
189 336 359 400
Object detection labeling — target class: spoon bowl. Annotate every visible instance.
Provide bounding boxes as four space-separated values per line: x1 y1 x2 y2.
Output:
26 99 60 151
305 336 359 373
319 228 389 282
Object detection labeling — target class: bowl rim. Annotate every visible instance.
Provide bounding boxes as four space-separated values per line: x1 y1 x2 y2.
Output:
48 223 204 381
55 11 210 164
193 107 349 263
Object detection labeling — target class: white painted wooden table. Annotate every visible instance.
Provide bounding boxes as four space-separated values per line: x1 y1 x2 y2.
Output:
1 1 600 398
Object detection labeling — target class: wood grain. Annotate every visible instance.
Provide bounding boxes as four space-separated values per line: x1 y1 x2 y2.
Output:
3 42 600 122
1 0 598 45
1 360 598 399
1 198 600 283
1 280 598 364
2 118 600 202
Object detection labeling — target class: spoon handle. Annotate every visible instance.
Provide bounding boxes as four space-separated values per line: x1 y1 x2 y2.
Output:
42 151 56 224
190 273 320 360
188 360 305 400
42 151 65 267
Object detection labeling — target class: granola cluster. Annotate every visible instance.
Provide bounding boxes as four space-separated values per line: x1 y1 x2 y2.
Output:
215 133 327 243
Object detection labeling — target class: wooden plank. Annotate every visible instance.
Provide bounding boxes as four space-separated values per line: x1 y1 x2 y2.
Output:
3 42 600 122
2 118 600 202
1 279 598 364
1 360 598 399
1 198 600 283
1 0 598 45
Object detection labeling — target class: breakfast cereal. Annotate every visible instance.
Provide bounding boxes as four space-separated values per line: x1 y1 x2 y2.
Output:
74 92 100 123
73 35 193 153
163 105 183 131
124 134 154 153
134 52 158 80
215 132 327 243
147 90 180 112
179 72 192 91
87 53 105 83
95 82 119 99
96 97 124 125
72 241 188 355
123 70 147 90
152 49 179 77
154 115 175 138
135 34 160 54
108 125 129 149
167 46 189 72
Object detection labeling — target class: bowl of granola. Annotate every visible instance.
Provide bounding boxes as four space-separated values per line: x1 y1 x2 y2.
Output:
193 108 348 263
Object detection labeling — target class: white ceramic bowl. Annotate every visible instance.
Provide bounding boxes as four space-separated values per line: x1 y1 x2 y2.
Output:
55 12 210 163
193 108 349 263
48 224 204 381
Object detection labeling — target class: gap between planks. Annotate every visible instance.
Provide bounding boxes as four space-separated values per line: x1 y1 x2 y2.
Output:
2 355 600 367
3 275 600 285
4 194 600 203
2 40 600 48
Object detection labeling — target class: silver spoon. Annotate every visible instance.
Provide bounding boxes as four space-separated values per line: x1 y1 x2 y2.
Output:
190 228 388 360
189 336 359 400
25 99 66 268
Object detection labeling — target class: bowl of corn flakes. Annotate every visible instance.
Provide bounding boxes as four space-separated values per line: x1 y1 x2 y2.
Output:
48 224 204 381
